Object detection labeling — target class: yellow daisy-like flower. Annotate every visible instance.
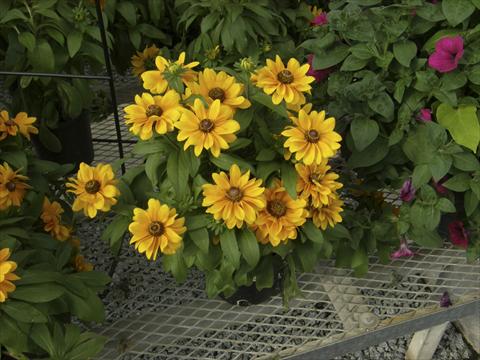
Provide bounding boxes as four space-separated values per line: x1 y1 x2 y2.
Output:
254 180 307 247
0 111 38 141
41 198 70 241
124 91 183 140
252 55 315 106
0 248 20 303
74 255 94 272
282 109 342 165
296 161 343 208
187 68 251 111
202 164 266 229
176 99 240 157
311 195 344 230
131 45 161 77
0 162 29 211
0 110 18 140
310 5 322 17
141 52 199 94
67 163 120 218
128 199 186 259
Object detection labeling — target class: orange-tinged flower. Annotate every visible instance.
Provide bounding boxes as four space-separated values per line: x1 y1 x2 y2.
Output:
254 180 307 246
0 248 20 302
202 164 266 229
310 195 344 230
0 162 29 210
0 111 38 141
282 109 341 165
129 199 186 259
74 255 94 272
252 55 314 106
41 198 70 241
131 45 161 77
67 163 119 218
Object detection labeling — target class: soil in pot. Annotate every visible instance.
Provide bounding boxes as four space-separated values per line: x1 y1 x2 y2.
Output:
32 112 94 170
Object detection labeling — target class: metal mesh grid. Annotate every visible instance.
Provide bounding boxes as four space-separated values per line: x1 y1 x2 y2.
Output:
95 246 480 360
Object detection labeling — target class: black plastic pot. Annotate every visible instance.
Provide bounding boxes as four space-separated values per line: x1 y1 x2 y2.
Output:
32 112 94 169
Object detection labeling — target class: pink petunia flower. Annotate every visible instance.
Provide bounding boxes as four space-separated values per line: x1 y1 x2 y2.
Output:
448 221 469 249
428 36 464 73
307 54 333 82
432 176 449 195
311 12 328 26
430 0 439 4
391 238 415 259
400 178 416 202
440 291 452 307
417 108 432 122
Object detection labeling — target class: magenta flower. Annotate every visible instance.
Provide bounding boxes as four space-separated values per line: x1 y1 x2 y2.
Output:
311 12 328 26
432 176 449 195
440 291 452 307
400 178 416 202
448 221 469 249
391 238 415 259
417 108 432 122
307 54 333 82
428 36 464 73
430 0 439 4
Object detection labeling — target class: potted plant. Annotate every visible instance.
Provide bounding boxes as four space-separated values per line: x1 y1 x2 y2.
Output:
0 0 110 167
65 50 347 304
0 108 109 359
302 0 480 265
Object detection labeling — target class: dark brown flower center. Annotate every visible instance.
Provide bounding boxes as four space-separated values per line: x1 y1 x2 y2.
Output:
267 200 287 218
6 181 16 192
85 180 101 194
5 120 15 127
199 119 214 133
277 69 294 84
144 58 156 71
146 104 163 117
305 129 320 143
208 87 226 102
226 187 243 202
310 173 321 183
148 221 164 236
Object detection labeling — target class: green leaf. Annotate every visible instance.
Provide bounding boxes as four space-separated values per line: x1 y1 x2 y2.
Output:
412 164 432 188
0 9 27 23
410 227 443 247
280 162 297 199
38 123 62 153
210 153 255 174
429 155 452 181
452 152 480 171
0 150 28 170
340 55 369 71
313 44 349 69
465 190 479 216
117 1 137 25
295 241 318 272
145 153 165 187
185 214 209 231
11 284 64 303
31 324 55 355
302 221 324 244
350 117 379 151
468 65 480 85
351 247 368 276
189 228 209 253
442 0 475 27
2 301 47 323
436 198 456 213
28 39 54 72
67 30 83 57
368 92 394 121
251 92 289 118
443 173 471 191
348 138 389 168
167 149 189 201
163 251 188 282
220 230 240 269
18 32 36 52
238 229 260 268
393 40 417 67
256 149 276 161
254 257 273 291
436 104 480 153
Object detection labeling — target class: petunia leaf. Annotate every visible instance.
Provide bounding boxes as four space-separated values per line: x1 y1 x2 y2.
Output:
441 0 475 27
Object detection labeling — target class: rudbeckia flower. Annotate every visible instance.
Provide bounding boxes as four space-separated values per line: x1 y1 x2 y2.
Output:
131 45 161 77
129 199 186 259
41 198 70 241
0 248 20 303
202 164 266 229
175 99 240 157
0 162 30 210
0 110 38 141
310 194 344 230
74 255 94 272
67 163 119 218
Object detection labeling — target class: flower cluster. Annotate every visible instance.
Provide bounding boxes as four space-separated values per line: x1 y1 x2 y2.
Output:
0 110 38 141
41 198 71 241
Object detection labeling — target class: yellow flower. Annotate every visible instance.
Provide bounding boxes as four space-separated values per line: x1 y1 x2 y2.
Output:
74 255 94 272
0 162 29 210
129 199 186 259
296 162 343 208
131 45 161 77
41 198 70 241
202 164 266 229
254 180 307 247
176 99 240 157
0 248 20 303
141 52 199 94
310 5 322 17
69 237 81 250
124 91 183 140
205 45 220 60
187 68 251 111
0 111 38 141
0 110 18 140
252 55 314 106
67 163 119 218
311 195 344 230
282 109 342 165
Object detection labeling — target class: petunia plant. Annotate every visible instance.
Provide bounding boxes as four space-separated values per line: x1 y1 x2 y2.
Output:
0 110 109 358
302 0 480 265
100 51 346 303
